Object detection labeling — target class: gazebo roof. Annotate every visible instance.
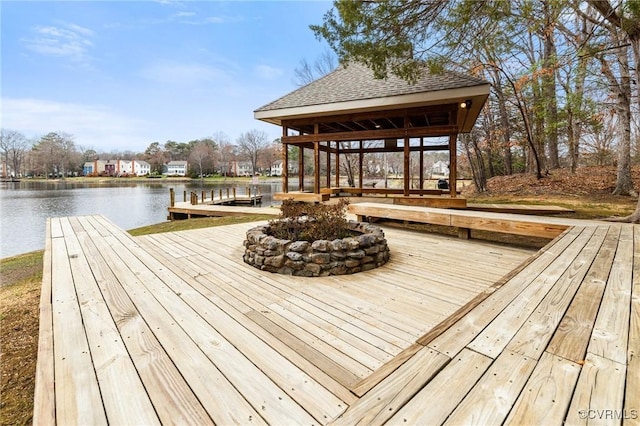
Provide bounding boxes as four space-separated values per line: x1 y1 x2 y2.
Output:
254 63 490 133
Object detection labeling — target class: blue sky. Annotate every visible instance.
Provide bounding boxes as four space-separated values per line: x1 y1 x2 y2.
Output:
1 0 333 153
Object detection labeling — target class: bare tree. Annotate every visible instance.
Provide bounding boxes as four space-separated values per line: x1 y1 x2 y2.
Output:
582 129 615 166
189 141 215 178
32 132 76 178
586 0 640 221
144 142 166 174
293 50 337 86
237 130 270 176
213 131 233 177
0 129 29 178
259 140 282 175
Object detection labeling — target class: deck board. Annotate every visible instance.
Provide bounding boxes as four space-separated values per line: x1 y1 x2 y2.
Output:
76 219 214 425
34 212 638 425
61 218 160 426
426 226 585 357
504 351 582 425
32 220 55 426
51 234 108 425
626 225 640 424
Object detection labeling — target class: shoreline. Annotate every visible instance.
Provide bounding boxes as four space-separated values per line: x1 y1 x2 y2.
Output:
3 176 284 184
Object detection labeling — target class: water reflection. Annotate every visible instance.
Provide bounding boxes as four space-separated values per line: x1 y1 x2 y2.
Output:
0 179 285 258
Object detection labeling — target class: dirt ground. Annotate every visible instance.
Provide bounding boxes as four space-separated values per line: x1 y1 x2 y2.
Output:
0 252 42 426
466 165 640 201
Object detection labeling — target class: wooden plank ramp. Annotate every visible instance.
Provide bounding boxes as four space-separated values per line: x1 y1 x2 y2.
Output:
34 213 638 425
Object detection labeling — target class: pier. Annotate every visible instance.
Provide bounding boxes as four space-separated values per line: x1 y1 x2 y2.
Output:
168 187 270 219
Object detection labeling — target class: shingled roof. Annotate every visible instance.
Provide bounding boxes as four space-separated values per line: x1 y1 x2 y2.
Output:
256 63 488 113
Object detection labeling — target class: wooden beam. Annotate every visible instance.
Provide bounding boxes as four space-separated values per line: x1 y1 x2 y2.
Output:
404 117 410 197
282 125 458 144
419 137 424 196
281 104 458 129
358 141 363 190
298 145 304 192
282 126 288 193
314 124 320 194
336 144 450 155
449 133 457 198
314 142 320 194
326 142 331 188
335 141 341 187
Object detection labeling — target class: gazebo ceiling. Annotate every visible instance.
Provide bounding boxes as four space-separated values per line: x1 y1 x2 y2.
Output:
254 63 490 135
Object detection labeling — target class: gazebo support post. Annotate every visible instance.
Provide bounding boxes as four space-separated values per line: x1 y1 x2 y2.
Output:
282 126 288 193
358 140 363 192
419 137 424 196
313 124 320 194
335 142 340 187
449 133 457 197
404 117 410 197
314 141 320 194
326 142 331 188
298 145 304 192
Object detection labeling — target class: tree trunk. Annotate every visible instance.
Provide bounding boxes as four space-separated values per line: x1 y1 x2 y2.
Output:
493 72 513 175
461 133 487 193
624 37 640 221
611 43 635 196
542 0 560 169
587 0 639 201
568 51 587 173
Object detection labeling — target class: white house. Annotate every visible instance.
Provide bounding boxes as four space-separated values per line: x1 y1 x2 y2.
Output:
432 160 449 176
164 160 188 176
231 161 253 177
268 160 283 176
133 160 151 176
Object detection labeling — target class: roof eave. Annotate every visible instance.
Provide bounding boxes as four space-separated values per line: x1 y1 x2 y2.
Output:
255 83 491 132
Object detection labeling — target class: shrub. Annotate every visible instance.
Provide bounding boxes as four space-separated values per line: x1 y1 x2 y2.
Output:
269 199 351 241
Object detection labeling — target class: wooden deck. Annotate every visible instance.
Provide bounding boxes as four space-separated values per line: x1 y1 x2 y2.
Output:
34 214 638 425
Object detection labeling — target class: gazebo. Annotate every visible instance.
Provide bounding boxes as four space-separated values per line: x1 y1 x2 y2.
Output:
254 63 490 207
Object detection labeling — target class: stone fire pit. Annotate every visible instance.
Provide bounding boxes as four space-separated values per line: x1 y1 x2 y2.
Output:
243 221 390 277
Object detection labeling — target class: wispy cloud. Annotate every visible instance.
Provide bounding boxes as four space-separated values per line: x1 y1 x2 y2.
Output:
172 11 196 19
254 64 284 80
168 13 242 25
22 22 94 63
139 62 230 85
1 98 150 150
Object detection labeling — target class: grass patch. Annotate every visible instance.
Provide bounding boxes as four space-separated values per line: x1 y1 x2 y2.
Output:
467 194 636 220
0 251 43 290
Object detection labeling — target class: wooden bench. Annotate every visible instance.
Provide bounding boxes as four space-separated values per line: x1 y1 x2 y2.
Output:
273 191 330 202
349 202 572 239
320 187 453 196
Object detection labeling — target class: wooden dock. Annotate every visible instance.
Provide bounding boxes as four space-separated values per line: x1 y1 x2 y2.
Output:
34 214 638 425
168 187 274 219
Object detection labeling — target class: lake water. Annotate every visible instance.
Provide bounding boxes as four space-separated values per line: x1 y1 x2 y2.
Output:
0 179 284 259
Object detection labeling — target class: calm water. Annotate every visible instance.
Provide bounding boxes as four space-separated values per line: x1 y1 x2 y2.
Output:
0 180 283 259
